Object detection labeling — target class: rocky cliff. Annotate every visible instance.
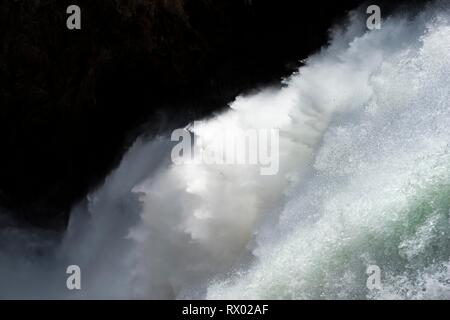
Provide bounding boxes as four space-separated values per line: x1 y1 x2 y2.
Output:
1 0 420 227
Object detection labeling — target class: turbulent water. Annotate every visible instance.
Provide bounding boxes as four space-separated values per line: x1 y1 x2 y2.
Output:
1 1 450 299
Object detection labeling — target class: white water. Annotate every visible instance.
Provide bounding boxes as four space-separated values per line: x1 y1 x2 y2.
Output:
1 1 450 299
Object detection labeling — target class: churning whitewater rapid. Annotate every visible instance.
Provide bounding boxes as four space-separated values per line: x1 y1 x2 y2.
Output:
1 1 450 299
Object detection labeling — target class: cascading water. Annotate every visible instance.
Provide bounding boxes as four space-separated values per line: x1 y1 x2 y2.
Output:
1 1 450 299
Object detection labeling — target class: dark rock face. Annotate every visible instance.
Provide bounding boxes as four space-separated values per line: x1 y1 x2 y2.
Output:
0 0 426 228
